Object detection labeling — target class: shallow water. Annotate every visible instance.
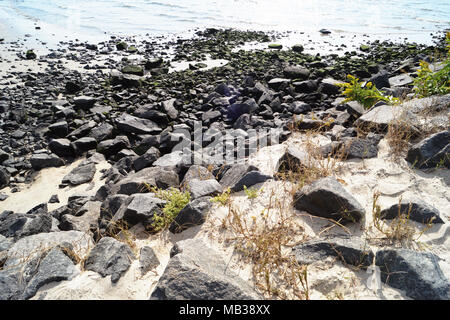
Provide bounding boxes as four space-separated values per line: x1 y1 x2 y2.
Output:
0 0 449 46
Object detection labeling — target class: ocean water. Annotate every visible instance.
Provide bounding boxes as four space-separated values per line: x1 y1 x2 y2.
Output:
0 0 449 44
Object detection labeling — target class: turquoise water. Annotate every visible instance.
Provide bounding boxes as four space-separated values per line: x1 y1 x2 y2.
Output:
0 0 449 44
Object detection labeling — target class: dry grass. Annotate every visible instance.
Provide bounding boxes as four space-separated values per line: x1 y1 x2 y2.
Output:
1 232 94 276
214 182 310 299
108 220 139 255
370 192 434 245
97 207 140 255
385 118 415 160
279 115 348 195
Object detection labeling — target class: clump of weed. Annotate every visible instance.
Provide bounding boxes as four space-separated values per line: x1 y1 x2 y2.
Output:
337 74 398 108
280 118 348 195
211 187 232 206
371 193 434 245
385 117 415 159
244 185 261 200
414 32 450 97
219 187 309 299
147 186 191 233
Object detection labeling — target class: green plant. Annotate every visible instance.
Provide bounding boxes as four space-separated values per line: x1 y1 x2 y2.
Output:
244 185 261 200
413 32 450 97
211 187 232 206
147 186 191 232
337 74 398 108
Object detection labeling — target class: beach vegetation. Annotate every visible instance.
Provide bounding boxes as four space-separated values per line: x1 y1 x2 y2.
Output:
413 32 450 97
371 193 434 245
211 187 232 206
244 185 261 200
146 186 191 233
337 74 398 108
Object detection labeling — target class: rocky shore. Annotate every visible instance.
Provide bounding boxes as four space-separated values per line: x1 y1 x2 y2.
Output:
0 28 449 300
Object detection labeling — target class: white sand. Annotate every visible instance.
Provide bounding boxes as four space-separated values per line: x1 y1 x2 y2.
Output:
1 159 111 213
5 132 448 300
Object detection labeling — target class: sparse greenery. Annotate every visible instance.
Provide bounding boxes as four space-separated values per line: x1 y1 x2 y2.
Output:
244 185 261 200
147 186 191 232
337 74 398 108
211 187 232 206
413 32 450 97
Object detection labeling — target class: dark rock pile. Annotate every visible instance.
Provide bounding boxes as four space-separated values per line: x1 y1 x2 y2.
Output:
0 29 449 300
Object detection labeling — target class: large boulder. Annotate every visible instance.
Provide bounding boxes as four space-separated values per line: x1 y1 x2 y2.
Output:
340 137 380 159
153 151 190 173
58 201 101 233
283 65 310 80
73 96 96 110
116 113 162 135
98 194 130 232
220 163 271 191
71 137 98 153
30 153 64 170
276 145 314 173
293 177 365 223
48 121 69 137
84 237 135 283
185 179 222 199
49 139 74 157
97 136 131 157
133 147 160 172
111 167 179 196
89 123 114 142
0 212 52 240
0 167 10 189
134 105 169 125
139 246 160 275
61 162 96 186
380 199 444 224
375 249 449 300
0 234 12 251
67 121 96 139
293 237 374 268
356 104 404 131
368 71 390 89
4 231 93 269
150 238 261 299
0 268 25 300
226 99 258 122
161 98 179 120
169 196 212 233
22 248 79 299
181 165 215 187
18 214 53 239
406 131 449 169
113 193 166 227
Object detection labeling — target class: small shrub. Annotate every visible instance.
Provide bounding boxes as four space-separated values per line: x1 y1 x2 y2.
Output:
244 185 261 200
337 74 398 108
413 32 450 97
211 187 232 206
147 186 191 233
